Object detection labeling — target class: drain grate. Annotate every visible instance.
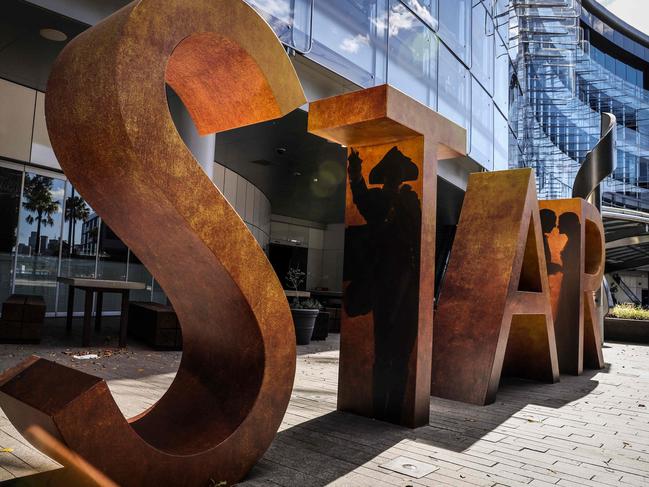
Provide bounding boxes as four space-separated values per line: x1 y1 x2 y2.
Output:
379 456 438 479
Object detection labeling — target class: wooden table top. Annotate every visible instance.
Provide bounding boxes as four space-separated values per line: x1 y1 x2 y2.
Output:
57 277 147 290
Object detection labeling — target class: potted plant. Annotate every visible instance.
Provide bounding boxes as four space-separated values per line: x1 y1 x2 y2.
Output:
605 303 649 343
286 266 319 345
308 299 329 341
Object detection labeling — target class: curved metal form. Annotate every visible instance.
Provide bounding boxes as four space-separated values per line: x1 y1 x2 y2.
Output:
572 112 617 332
0 0 305 485
431 168 560 406
571 113 617 201
539 198 606 375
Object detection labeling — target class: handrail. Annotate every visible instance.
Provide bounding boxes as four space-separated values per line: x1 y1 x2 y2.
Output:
611 273 641 306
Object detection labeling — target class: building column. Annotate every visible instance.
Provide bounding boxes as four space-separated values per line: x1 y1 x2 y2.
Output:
166 86 215 180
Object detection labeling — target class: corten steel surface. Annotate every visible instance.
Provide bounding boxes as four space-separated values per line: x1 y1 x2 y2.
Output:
309 85 466 427
0 0 305 485
11 425 120 487
539 198 606 374
431 169 560 406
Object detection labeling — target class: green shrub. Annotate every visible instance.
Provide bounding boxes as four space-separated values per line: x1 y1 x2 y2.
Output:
608 303 649 321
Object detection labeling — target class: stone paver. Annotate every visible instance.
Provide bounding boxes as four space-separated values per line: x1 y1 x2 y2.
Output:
0 317 648 486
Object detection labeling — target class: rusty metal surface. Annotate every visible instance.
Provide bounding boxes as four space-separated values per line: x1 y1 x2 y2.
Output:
539 199 606 374
0 0 305 485
21 425 119 487
431 169 560 406
309 85 466 427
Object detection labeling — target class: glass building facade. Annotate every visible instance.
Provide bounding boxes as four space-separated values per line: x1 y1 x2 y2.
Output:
11 0 649 312
247 0 513 171
0 0 514 316
510 0 649 212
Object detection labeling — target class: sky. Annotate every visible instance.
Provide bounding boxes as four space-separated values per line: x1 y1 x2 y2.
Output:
596 0 649 36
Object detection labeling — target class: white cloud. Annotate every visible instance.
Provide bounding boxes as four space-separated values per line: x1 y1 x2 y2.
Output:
388 4 418 37
404 1 437 30
596 0 649 36
247 0 290 22
339 34 370 54
51 188 65 213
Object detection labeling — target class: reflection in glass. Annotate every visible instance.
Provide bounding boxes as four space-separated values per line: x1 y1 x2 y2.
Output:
152 278 167 305
402 0 438 31
471 2 494 95
244 0 313 52
494 108 509 171
97 222 127 281
470 78 494 169
97 221 129 311
387 0 437 108
438 0 470 64
0 171 165 316
494 30 509 113
14 173 64 310
0 165 21 305
64 190 90 257
129 251 154 303
438 43 470 131
57 183 96 314
310 0 388 87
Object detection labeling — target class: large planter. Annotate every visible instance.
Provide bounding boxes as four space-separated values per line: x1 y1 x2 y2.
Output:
311 311 329 341
604 317 649 344
290 308 319 345
325 306 341 333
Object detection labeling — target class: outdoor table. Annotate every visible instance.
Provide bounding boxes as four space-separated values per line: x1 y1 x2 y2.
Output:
57 277 146 348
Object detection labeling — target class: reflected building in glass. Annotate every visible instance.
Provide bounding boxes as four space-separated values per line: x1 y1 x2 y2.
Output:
510 0 649 301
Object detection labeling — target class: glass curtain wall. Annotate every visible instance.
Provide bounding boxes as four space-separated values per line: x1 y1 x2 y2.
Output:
387 0 437 108
0 160 159 316
14 171 65 310
0 165 21 307
243 0 512 170
510 0 649 210
244 0 313 52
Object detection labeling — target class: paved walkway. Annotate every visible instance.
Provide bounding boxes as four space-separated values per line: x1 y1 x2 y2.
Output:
0 318 648 486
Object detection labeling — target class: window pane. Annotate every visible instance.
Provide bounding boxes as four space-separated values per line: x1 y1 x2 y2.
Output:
438 43 470 132
494 107 508 171
152 278 167 305
128 252 154 303
309 0 388 87
14 172 65 311
58 183 96 314
470 77 493 169
402 0 438 31
494 0 508 18
388 0 437 108
97 221 129 311
438 0 470 64
471 2 494 95
97 222 127 281
244 0 313 52
494 31 509 113
0 165 21 305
